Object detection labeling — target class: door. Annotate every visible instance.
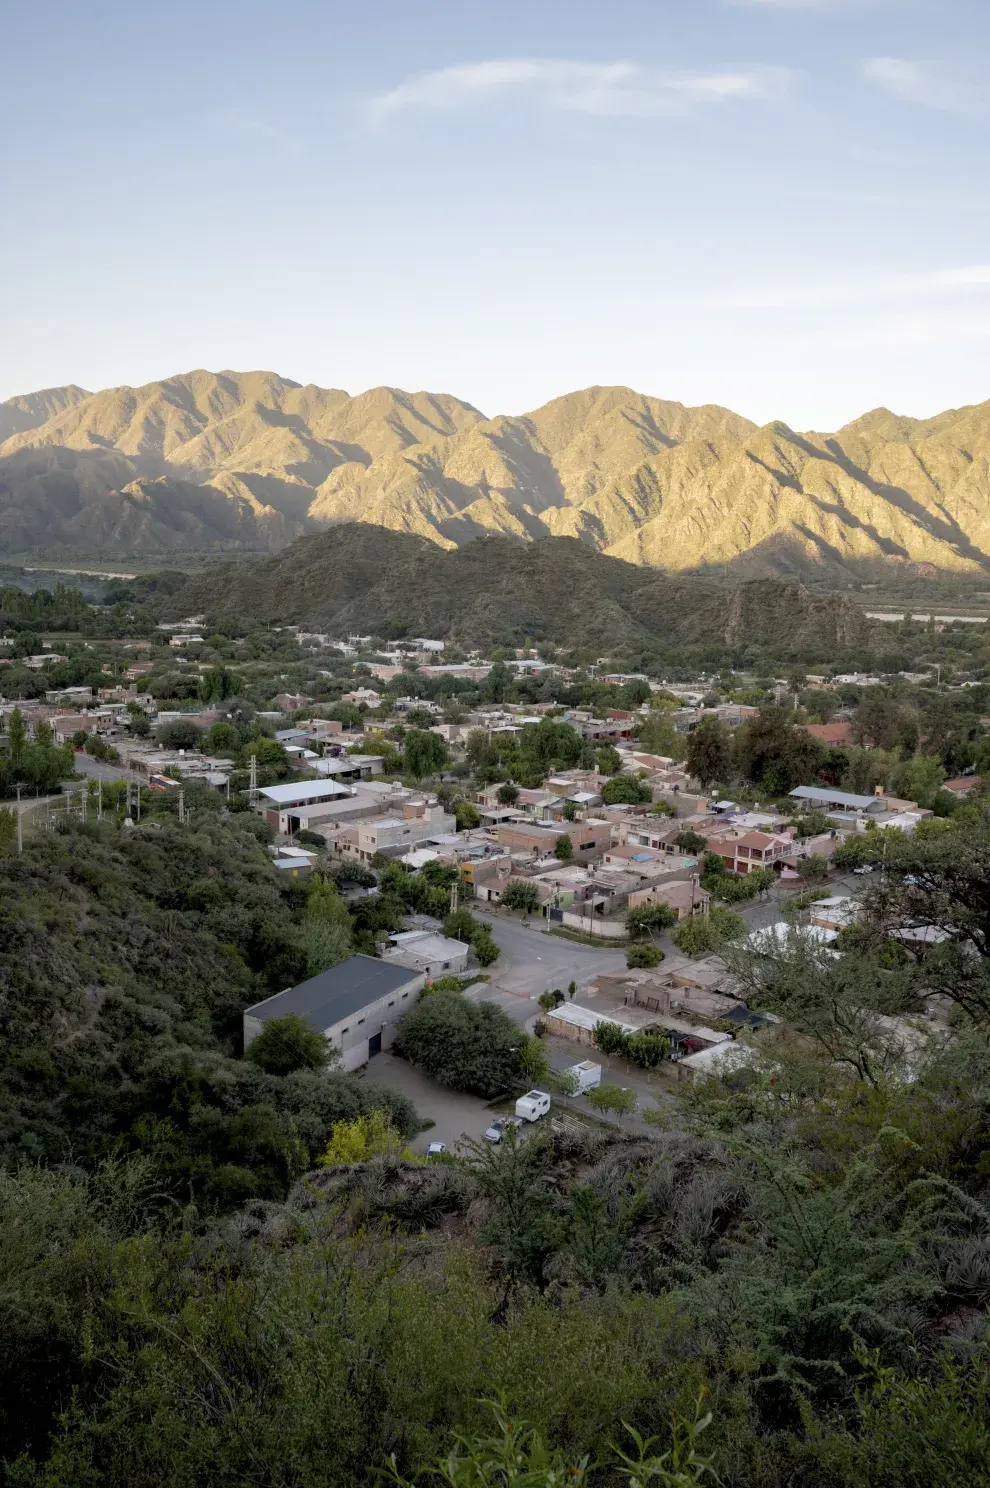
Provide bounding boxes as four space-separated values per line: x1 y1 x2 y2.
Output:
368 1031 382 1058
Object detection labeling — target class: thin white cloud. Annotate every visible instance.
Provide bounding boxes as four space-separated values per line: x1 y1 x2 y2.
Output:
862 57 988 118
714 265 990 311
368 58 794 126
212 109 305 155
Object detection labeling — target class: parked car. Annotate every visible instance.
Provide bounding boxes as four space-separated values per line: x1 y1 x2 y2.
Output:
426 1141 447 1158
484 1116 522 1144
853 865 875 875
515 1090 552 1122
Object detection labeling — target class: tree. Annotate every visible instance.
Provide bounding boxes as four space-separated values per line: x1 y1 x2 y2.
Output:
538 988 565 1013
801 854 830 883
482 660 511 703
444 907 478 943
601 774 652 805
404 728 449 778
554 834 574 862
156 718 203 751
245 1014 333 1076
637 710 683 759
472 925 500 967
8 706 26 765
592 1020 629 1055
685 716 731 789
585 1083 637 1118
625 902 677 938
675 829 707 855
501 880 541 914
454 801 481 831
672 906 746 957
595 745 622 777
496 782 519 805
393 994 524 1097
626 944 663 968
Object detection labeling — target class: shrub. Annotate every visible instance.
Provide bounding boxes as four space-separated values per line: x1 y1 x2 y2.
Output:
626 944 664 969
244 1014 332 1076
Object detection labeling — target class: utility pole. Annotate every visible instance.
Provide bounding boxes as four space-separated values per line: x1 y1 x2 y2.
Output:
97 779 102 822
15 784 22 855
449 881 458 915
178 787 185 825
249 752 258 807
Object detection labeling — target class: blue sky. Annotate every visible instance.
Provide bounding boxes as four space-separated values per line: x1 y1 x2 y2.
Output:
3 0 989 427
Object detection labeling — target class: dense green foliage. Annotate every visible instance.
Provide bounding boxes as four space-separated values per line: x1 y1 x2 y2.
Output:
393 992 525 1097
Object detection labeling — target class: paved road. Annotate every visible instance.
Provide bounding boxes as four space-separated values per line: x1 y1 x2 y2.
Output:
67 752 136 783
477 913 628 1002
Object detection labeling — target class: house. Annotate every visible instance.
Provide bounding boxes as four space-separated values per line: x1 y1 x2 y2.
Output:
275 692 311 713
801 721 854 746
382 931 470 977
342 688 382 708
337 802 457 863
495 820 612 863
242 955 424 1072
788 785 886 816
712 831 794 876
943 776 977 799
626 878 711 919
808 896 859 931
258 778 354 833
313 754 384 782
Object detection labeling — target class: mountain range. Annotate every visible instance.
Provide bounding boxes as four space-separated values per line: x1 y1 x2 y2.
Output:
149 523 873 656
3 368 990 576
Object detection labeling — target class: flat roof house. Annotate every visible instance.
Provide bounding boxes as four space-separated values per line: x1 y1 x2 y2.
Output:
243 954 425 1071
259 778 354 833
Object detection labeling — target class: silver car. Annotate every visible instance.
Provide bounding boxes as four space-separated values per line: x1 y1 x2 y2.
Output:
484 1116 523 1144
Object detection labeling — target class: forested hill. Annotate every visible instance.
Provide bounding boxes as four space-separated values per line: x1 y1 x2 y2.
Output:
152 524 874 654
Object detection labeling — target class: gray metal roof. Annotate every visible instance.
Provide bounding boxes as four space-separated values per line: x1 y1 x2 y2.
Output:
245 955 420 1030
789 785 879 810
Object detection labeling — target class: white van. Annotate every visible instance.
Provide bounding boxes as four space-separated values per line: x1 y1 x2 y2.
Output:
515 1090 551 1122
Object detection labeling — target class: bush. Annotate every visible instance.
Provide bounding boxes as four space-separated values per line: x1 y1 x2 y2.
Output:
601 774 652 806
671 907 746 957
296 829 326 847
554 834 574 862
538 989 565 1012
625 902 677 937
244 1014 333 1076
393 994 525 1097
156 718 203 751
626 944 664 969
472 926 500 967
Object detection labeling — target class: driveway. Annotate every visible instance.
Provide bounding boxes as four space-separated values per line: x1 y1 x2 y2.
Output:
363 1051 496 1154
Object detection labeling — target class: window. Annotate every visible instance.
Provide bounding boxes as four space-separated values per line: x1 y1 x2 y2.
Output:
402 991 409 998
358 1017 365 1025
341 1026 350 1033
387 1000 395 1008
580 842 594 851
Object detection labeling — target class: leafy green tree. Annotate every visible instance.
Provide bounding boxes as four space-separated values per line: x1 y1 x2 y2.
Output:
675 829 707 855
554 834 574 862
800 854 830 883
156 717 202 750
585 1083 637 1118
671 907 745 957
404 728 449 778
602 774 652 805
245 1014 334 1076
501 879 541 914
538 989 565 1012
596 744 623 776
455 801 481 830
393 994 524 1097
444 907 479 943
7 706 26 765
685 717 731 789
496 782 519 805
472 925 500 967
626 902 677 937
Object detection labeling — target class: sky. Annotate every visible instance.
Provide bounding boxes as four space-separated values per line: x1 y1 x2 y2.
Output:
2 0 990 428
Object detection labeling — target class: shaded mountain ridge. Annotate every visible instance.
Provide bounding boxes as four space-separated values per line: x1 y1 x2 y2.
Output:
154 523 873 654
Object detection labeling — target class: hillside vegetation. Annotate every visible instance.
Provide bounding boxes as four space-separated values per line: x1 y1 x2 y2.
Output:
150 524 874 654
6 369 990 576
